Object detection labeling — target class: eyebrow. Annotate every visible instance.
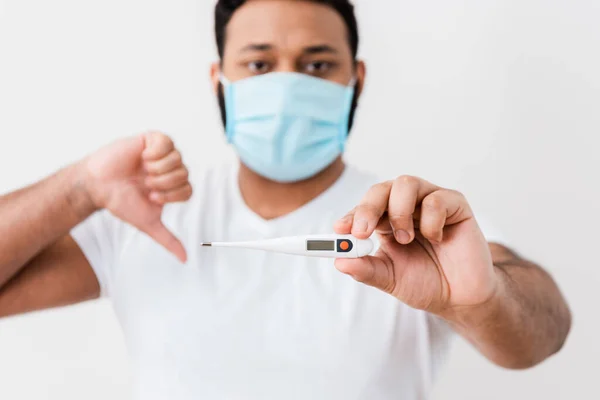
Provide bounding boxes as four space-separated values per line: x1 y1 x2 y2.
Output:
240 43 273 53
238 43 339 54
303 45 338 55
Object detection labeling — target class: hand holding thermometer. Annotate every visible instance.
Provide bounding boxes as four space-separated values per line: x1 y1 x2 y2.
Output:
201 234 374 259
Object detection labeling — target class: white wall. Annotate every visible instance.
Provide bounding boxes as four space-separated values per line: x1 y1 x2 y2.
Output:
0 0 598 399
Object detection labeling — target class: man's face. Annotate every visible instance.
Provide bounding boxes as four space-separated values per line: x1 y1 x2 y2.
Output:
211 0 365 96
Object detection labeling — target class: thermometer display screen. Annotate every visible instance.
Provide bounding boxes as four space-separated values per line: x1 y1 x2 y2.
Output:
306 240 335 251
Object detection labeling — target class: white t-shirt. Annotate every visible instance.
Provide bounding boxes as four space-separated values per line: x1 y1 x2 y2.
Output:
71 162 502 400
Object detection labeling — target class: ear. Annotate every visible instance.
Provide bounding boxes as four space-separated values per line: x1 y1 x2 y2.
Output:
210 62 221 95
354 60 367 99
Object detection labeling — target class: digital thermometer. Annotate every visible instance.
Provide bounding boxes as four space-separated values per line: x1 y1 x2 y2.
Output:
201 234 374 259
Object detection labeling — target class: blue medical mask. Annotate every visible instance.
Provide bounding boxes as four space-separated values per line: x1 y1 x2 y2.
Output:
220 72 356 183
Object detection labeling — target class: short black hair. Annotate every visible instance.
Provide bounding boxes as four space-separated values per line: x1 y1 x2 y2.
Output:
214 0 359 60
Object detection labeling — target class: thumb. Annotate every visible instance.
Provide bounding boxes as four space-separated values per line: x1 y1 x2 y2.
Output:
140 219 187 263
335 256 396 295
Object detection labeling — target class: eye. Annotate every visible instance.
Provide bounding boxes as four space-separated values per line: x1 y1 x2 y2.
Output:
248 61 270 74
305 61 333 74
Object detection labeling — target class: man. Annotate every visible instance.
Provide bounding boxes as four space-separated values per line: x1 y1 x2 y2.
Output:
0 0 571 399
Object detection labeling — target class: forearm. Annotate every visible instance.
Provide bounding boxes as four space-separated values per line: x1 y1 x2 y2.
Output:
441 259 571 369
0 161 97 286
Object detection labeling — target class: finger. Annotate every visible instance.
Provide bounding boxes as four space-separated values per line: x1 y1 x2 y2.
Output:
140 220 187 263
333 209 355 234
335 256 396 295
144 150 182 175
149 184 193 205
419 192 447 243
145 167 189 191
106 186 186 261
374 213 393 235
388 176 438 244
142 132 175 161
351 182 393 239
412 206 423 221
442 190 472 225
419 189 472 243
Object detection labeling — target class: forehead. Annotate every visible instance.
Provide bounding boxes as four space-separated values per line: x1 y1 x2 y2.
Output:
224 0 350 54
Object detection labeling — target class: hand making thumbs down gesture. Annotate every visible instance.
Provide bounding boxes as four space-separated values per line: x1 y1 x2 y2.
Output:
84 132 192 262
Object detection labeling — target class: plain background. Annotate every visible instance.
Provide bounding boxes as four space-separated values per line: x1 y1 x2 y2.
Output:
1 0 599 399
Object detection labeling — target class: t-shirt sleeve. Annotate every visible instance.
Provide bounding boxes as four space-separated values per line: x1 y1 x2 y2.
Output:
426 313 456 382
70 210 128 297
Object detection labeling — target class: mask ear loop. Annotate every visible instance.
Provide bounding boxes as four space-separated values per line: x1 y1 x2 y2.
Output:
339 76 357 152
219 73 235 142
219 73 231 86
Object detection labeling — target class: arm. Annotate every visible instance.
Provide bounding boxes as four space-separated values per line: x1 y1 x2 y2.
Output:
0 164 100 318
0 132 192 319
333 175 571 370
440 243 571 369
0 235 99 318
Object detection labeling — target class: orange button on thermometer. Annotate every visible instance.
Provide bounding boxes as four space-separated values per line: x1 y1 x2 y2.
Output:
201 234 374 259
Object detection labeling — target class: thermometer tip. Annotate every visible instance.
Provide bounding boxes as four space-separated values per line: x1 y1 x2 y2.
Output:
201 242 212 247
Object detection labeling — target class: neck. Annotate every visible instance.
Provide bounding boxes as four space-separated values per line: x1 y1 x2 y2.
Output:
237 157 345 220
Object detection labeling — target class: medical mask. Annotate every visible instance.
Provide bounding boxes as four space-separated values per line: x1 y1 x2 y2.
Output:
220 72 356 183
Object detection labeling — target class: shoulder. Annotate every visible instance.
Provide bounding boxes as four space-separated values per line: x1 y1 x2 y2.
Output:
339 164 383 195
160 161 237 233
164 161 235 210
190 161 236 195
